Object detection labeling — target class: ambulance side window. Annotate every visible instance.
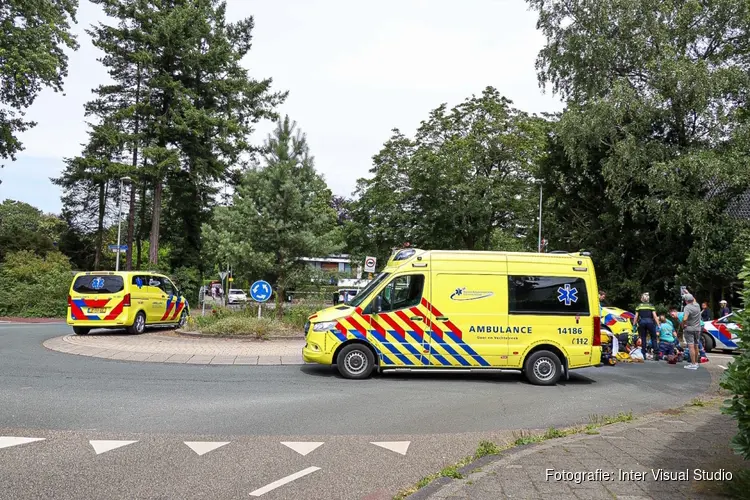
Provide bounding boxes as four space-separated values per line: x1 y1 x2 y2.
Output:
156 278 176 296
508 276 589 315
131 275 150 292
368 274 425 313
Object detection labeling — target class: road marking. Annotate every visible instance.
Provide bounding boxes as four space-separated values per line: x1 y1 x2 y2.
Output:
0 437 45 450
249 466 321 496
89 440 138 455
184 441 230 456
718 365 728 370
280 441 324 456
370 441 411 455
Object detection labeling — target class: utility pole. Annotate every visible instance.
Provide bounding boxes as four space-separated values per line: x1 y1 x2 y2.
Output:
537 184 543 253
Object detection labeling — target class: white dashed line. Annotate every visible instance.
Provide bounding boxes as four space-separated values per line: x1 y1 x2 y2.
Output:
249 466 321 496
184 441 230 456
89 440 138 455
280 441 324 456
371 441 411 455
0 437 45 450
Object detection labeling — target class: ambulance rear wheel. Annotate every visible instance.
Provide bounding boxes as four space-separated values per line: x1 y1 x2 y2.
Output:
337 344 375 379
524 350 562 386
73 327 90 335
127 311 146 335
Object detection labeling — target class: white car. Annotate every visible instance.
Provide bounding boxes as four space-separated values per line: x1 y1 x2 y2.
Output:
227 289 248 304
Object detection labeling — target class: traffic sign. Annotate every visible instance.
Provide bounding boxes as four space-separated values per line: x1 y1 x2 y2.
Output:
228 277 233 282
219 271 228 280
364 256 377 273
250 280 272 302
108 244 127 253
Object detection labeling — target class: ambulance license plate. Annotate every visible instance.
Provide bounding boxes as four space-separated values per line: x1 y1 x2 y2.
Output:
87 308 107 313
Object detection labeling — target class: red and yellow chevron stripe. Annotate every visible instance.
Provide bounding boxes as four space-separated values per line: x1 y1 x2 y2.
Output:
328 298 491 367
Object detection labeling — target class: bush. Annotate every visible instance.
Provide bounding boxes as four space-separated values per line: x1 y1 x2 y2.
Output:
284 304 319 329
721 254 750 460
188 314 297 339
0 250 73 317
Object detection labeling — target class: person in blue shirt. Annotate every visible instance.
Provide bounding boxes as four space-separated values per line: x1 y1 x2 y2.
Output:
657 315 677 360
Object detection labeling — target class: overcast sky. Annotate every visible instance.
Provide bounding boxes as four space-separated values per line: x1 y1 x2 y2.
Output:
0 0 563 214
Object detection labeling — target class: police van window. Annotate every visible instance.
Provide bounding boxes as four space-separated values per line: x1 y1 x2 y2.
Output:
371 274 425 313
508 276 589 315
72 275 124 294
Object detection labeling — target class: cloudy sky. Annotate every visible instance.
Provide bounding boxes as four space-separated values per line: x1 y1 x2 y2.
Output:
0 0 563 214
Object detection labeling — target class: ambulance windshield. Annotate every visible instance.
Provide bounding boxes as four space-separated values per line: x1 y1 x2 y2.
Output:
348 272 389 308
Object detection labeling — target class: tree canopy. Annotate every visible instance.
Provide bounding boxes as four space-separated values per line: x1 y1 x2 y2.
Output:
0 0 79 174
528 0 750 306
348 87 550 264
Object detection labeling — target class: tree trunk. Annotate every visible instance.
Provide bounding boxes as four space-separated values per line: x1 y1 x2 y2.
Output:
94 181 106 270
136 179 148 271
125 64 142 271
149 178 162 265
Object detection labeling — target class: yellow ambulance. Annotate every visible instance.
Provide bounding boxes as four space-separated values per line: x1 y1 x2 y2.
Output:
303 248 602 385
67 271 189 335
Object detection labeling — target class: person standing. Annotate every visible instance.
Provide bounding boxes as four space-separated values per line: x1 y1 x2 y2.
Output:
634 293 658 359
701 302 713 322
682 293 702 370
719 300 731 318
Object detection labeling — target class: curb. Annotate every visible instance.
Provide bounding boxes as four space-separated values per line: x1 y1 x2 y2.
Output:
404 364 728 499
174 329 304 340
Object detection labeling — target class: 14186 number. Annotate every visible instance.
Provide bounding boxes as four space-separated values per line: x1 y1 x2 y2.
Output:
558 328 583 335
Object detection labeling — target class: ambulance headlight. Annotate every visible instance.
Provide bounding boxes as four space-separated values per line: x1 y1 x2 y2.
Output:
312 321 337 332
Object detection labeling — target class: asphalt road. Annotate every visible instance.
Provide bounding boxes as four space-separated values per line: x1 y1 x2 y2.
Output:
0 322 715 500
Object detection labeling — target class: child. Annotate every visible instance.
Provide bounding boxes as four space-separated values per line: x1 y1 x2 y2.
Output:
656 315 677 361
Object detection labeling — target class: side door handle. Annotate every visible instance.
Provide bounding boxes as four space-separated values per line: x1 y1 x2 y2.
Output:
410 316 423 322
436 316 449 321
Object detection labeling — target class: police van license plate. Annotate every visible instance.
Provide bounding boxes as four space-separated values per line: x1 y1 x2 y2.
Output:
87 308 107 313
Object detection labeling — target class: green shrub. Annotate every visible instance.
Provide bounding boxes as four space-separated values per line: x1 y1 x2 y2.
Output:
193 315 296 338
0 250 73 318
284 305 319 328
721 254 750 460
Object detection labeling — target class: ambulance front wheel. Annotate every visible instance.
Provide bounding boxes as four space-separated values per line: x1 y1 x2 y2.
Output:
73 327 90 335
127 311 146 335
337 344 375 379
524 350 562 386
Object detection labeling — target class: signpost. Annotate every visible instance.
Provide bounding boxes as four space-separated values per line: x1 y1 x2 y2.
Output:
108 244 127 253
250 280 272 318
364 256 377 273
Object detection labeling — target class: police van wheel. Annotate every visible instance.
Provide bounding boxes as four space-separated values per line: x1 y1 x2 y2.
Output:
337 344 375 379
701 333 714 352
524 350 562 386
73 327 90 335
127 311 146 335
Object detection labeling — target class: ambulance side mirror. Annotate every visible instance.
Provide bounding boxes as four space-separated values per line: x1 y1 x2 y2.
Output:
374 295 383 313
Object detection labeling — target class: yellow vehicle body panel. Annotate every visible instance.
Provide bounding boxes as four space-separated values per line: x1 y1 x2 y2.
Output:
66 271 188 330
302 249 602 372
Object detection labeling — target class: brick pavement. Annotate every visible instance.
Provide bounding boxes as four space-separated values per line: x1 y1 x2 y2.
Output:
414 364 748 500
43 332 305 365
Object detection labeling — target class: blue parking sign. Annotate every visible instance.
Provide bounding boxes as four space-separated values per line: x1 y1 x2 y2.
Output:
250 280 272 302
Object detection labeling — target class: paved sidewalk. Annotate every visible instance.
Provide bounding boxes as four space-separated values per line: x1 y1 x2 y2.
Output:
414 370 747 500
43 332 305 365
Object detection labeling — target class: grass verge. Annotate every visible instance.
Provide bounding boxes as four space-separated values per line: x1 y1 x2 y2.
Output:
392 411 634 500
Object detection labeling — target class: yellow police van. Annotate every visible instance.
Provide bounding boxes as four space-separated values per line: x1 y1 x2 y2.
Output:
303 248 602 385
67 271 189 335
